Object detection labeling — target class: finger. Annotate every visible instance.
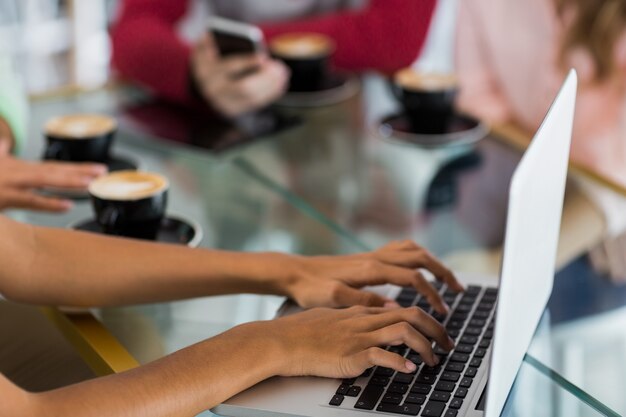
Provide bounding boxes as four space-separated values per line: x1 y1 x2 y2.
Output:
4 190 73 212
346 262 449 314
17 163 106 190
231 60 288 103
330 284 388 308
368 322 439 366
219 54 264 78
376 249 464 293
352 347 416 375
361 307 454 351
0 138 11 156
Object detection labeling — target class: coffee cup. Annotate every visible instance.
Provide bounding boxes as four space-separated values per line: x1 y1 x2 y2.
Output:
393 68 458 134
269 33 335 92
88 170 169 240
43 114 117 162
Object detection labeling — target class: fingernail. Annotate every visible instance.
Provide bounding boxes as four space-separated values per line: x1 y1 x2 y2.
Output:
60 200 74 210
405 360 417 372
433 356 440 365
384 301 401 309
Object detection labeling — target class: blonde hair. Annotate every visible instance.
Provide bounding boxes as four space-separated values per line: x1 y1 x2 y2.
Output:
556 0 626 81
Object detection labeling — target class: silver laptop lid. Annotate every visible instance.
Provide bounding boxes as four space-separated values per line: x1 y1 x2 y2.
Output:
486 70 577 416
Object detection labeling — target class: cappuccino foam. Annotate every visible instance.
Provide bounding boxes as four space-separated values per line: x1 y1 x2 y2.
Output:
395 69 457 92
89 171 168 201
270 33 334 58
45 114 117 139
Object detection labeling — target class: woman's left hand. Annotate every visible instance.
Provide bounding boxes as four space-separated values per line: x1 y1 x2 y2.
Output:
282 240 464 314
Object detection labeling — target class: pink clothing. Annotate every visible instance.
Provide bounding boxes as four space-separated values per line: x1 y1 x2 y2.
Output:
456 0 626 187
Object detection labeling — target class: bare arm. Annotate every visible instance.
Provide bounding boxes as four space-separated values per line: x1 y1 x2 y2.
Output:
4 306 455 417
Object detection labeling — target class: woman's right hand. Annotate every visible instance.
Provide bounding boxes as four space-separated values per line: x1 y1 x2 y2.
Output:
244 306 454 379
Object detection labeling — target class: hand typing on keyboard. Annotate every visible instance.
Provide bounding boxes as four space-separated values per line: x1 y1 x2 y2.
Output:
281 240 464 314
265 305 455 378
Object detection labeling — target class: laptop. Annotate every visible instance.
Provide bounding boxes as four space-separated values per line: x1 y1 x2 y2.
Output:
213 70 577 417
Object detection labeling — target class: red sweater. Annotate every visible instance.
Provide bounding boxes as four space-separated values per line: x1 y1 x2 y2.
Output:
110 0 437 104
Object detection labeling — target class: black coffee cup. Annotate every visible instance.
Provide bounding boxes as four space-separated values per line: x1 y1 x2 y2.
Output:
88 171 169 240
43 114 117 163
393 69 458 134
270 33 335 92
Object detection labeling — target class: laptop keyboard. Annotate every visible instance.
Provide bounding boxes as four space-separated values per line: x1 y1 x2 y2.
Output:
328 282 497 416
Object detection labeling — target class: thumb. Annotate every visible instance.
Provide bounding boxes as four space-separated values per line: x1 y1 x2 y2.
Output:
0 138 11 157
333 285 388 308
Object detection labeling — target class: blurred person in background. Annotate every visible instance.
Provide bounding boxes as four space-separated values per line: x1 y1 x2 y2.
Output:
0 54 106 212
110 0 438 117
456 0 626 280
456 0 626 188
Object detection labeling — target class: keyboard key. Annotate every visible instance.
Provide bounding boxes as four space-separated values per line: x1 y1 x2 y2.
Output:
407 354 423 364
464 367 477 377
389 346 409 355
466 286 481 295
355 385 384 410
432 312 447 323
464 327 482 336
347 386 362 397
468 319 486 327
445 363 464 372
411 383 432 394
469 357 482 368
454 345 473 354
395 373 415 384
433 281 444 290
434 381 456 392
450 353 469 363
446 320 464 330
485 287 498 295
455 304 472 313
421 401 445 416
454 387 468 398
382 393 403 404
370 376 390 386
450 312 469 321
474 348 486 358
483 330 494 339
459 335 478 345
440 372 461 382
459 377 473 388
342 378 356 385
336 384 350 395
387 383 409 394
422 365 442 375
405 393 426 405
479 339 491 348
434 346 449 356
447 329 461 338
430 391 451 402
473 311 489 319
360 368 373 378
377 403 421 415
449 398 463 409
416 374 437 384
444 410 458 417
375 367 395 377
477 302 494 311
329 394 344 406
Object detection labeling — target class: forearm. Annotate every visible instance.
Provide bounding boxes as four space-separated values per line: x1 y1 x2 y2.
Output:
30 322 280 417
0 217 294 307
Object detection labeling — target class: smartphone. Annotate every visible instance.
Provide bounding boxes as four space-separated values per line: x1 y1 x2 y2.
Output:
206 16 265 57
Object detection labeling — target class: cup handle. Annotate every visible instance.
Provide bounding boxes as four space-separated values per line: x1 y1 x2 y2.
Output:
98 206 120 234
43 142 65 161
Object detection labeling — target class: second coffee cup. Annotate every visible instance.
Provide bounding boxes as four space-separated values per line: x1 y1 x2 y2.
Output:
270 33 335 92
88 170 169 240
43 114 117 162
394 68 458 134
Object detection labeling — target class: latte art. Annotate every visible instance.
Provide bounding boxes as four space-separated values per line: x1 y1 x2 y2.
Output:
45 114 117 139
270 33 334 59
395 69 457 92
89 171 168 200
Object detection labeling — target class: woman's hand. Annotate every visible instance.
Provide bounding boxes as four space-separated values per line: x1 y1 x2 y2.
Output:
282 240 464 314
191 33 289 117
242 305 455 378
0 156 107 212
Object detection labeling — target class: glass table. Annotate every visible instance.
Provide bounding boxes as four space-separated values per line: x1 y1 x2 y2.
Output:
13 75 625 416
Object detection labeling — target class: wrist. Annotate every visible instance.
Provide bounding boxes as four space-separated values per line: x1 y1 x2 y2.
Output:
229 321 289 379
